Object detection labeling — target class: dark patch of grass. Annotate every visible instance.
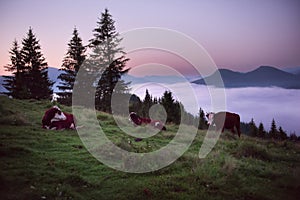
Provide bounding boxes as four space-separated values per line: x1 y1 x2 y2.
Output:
0 102 29 125
234 142 271 161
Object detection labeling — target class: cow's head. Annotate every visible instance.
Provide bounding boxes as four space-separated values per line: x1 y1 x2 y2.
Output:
206 112 215 125
42 106 66 129
51 106 66 122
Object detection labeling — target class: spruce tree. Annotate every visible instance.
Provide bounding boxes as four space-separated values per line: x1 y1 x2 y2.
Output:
21 27 53 99
278 126 287 140
57 28 86 105
3 40 27 98
142 89 153 117
269 118 278 139
160 91 180 124
258 122 266 138
89 8 130 112
249 118 258 137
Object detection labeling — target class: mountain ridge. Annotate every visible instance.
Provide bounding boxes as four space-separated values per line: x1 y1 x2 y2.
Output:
192 66 300 89
1 66 300 94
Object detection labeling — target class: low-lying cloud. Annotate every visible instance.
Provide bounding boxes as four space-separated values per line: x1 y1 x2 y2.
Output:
130 83 300 135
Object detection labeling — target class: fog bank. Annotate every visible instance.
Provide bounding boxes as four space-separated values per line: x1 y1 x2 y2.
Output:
130 83 300 135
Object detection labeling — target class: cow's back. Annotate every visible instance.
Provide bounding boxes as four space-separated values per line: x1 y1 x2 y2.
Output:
212 111 241 137
213 112 240 127
225 112 240 128
213 111 226 127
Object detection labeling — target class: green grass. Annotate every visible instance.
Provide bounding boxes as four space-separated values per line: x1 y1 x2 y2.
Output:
1 96 300 199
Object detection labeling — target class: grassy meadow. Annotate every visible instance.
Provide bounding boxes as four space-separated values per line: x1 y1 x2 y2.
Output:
0 96 300 199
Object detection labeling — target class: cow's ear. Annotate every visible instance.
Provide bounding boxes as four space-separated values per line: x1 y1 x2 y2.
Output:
53 105 60 110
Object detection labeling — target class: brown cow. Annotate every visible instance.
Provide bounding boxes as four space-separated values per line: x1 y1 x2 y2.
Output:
129 112 166 131
42 106 76 130
206 111 241 137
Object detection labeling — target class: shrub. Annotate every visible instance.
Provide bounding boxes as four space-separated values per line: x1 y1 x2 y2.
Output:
0 106 29 126
234 142 271 161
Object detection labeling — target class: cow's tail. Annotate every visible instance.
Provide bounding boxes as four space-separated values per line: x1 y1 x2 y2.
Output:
236 115 241 137
72 114 77 129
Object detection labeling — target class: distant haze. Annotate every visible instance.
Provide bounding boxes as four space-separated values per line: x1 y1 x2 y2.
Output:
130 83 300 136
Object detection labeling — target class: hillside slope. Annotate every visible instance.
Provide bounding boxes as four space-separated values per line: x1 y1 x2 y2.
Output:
0 96 300 199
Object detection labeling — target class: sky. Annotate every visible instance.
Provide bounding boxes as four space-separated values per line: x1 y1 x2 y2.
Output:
0 0 300 76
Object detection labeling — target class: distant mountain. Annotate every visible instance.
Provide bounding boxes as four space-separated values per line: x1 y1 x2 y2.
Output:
47 67 62 93
0 67 189 94
48 67 61 82
192 66 300 89
283 66 300 75
46 68 189 87
2 66 300 94
0 67 62 94
0 76 8 94
121 74 188 85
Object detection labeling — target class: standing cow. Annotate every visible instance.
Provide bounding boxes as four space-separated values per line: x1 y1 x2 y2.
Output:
206 111 241 137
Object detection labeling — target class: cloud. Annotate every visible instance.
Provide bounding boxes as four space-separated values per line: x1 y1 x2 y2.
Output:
130 83 300 135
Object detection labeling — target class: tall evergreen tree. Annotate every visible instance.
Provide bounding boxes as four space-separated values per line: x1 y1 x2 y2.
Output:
89 8 130 112
278 126 287 140
160 91 181 124
269 118 278 139
21 27 53 99
257 122 266 138
249 118 258 137
57 28 86 105
142 89 153 117
3 40 27 98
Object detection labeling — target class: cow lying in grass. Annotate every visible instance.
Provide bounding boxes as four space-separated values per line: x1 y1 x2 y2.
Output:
206 111 241 137
42 106 76 130
129 112 166 131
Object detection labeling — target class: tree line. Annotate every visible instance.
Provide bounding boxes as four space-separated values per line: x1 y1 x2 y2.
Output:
241 118 299 141
3 8 129 113
129 89 207 128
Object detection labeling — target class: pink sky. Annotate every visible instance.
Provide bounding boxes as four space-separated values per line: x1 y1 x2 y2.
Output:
126 49 199 77
1 0 300 75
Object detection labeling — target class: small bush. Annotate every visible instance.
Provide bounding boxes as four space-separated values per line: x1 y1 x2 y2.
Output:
0 111 29 126
234 142 271 161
